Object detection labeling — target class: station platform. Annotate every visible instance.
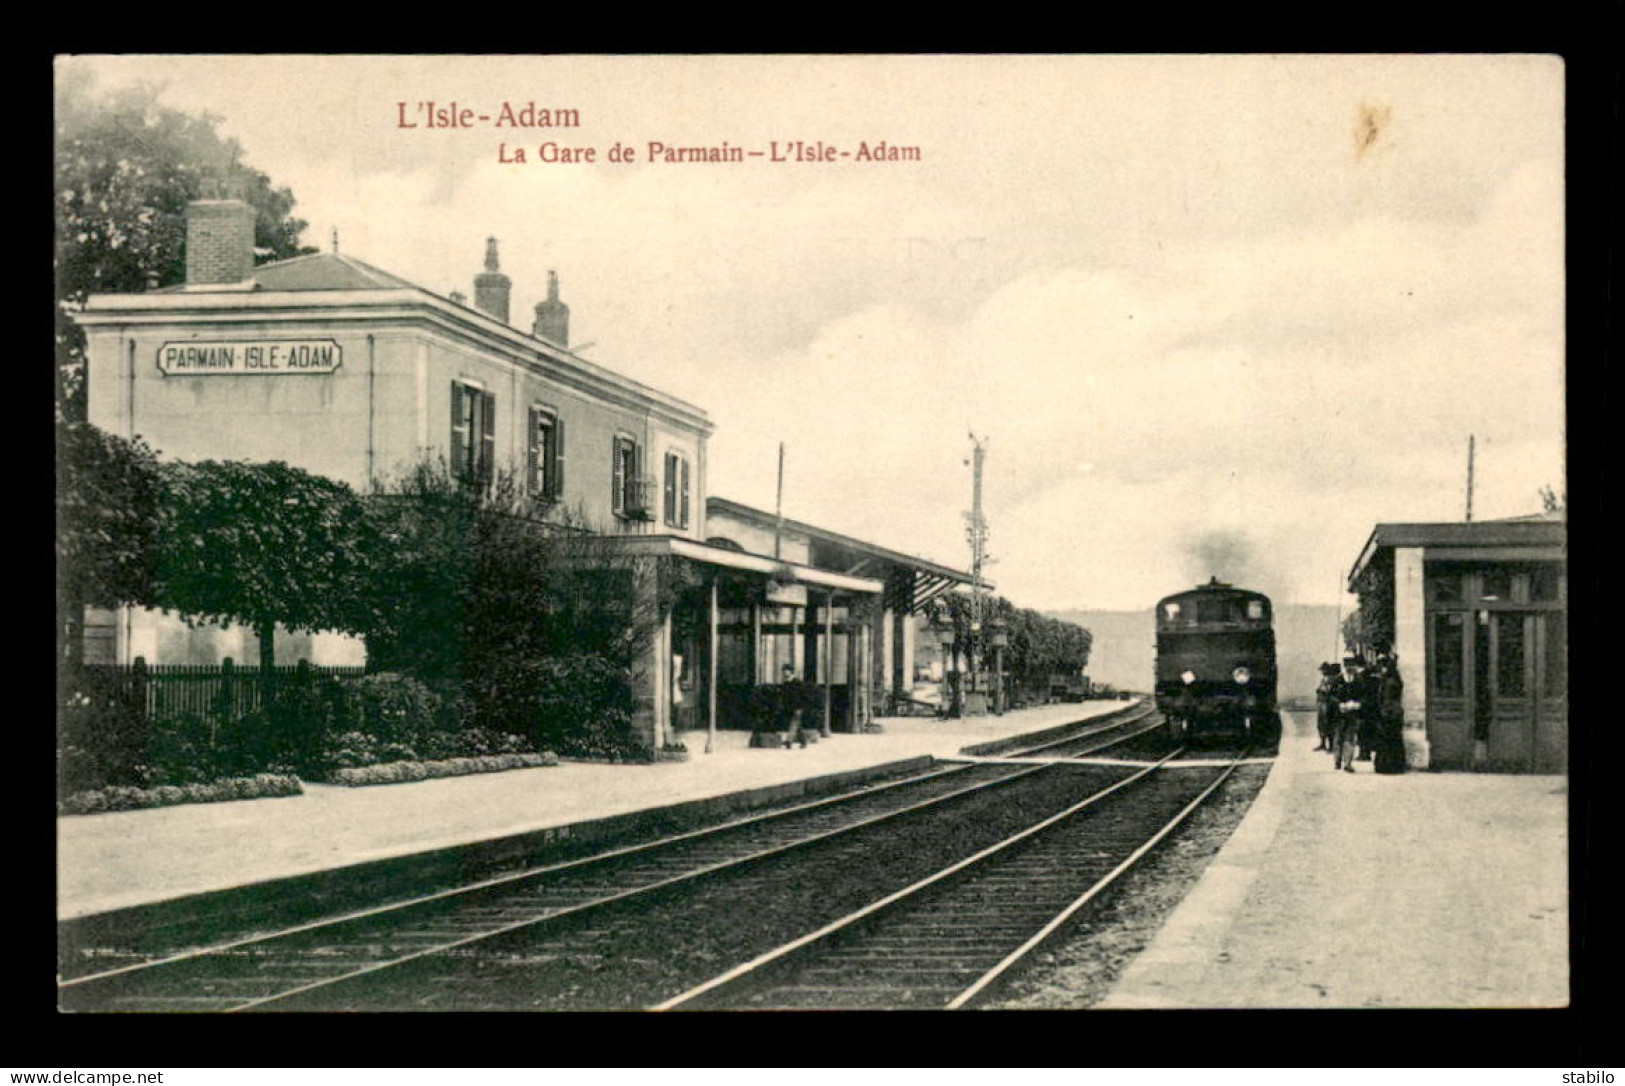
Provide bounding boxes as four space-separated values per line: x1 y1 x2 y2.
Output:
1098 710 1569 1009
57 699 1130 921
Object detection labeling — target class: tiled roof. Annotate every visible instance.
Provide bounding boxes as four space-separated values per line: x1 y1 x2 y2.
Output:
158 252 425 293
707 497 977 584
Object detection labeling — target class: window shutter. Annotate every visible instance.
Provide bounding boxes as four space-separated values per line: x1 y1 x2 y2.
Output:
527 408 542 498
552 415 567 500
681 457 691 529
664 453 677 525
450 382 469 481
612 438 626 514
478 389 496 488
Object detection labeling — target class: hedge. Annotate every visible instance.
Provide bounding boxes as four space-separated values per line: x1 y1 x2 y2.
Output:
323 752 557 787
58 773 303 816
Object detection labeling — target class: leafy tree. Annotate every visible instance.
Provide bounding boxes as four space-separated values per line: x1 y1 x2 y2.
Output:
153 459 378 673
55 420 164 667
363 461 665 754
54 65 315 420
1344 547 1395 659
924 593 1092 710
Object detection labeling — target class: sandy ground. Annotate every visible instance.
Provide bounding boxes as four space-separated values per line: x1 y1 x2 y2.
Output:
1099 711 1568 1008
58 699 1127 919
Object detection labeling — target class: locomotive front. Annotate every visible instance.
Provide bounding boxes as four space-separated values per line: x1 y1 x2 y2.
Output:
1154 578 1279 742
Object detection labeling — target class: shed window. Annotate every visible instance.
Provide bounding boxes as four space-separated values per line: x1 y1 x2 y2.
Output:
1542 613 1566 694
1431 612 1464 697
1480 570 1512 602
1496 613 1526 696
1427 571 1463 605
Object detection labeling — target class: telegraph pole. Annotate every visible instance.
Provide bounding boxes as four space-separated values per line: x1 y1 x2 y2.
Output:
1464 434 1475 522
965 433 990 711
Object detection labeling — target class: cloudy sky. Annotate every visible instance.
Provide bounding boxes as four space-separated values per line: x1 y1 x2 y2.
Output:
62 55 1565 611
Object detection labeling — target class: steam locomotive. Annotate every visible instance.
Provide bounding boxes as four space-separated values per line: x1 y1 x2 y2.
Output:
1154 577 1280 744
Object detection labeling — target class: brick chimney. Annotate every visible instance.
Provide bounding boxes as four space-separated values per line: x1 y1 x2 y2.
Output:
473 237 511 324
185 199 256 285
532 270 570 346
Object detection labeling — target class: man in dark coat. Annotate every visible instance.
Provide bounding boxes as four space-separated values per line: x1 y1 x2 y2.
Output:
1332 656 1371 772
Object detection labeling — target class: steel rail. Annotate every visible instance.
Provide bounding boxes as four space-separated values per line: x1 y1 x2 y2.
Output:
222 745 1153 1012
650 745 1187 1011
944 747 1247 1008
63 706 1158 1011
64 702 1147 992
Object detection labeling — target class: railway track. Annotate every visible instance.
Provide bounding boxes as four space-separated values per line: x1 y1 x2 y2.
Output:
658 748 1247 1010
60 706 1162 1012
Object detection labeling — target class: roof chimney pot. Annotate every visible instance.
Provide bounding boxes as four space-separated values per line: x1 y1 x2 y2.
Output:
533 269 570 346
473 237 512 323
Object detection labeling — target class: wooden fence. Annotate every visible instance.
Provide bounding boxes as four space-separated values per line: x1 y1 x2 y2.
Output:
70 658 369 726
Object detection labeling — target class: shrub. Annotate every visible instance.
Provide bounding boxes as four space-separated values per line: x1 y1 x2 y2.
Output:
326 752 556 787
341 672 443 746
58 774 302 816
144 712 220 785
464 654 634 755
57 669 150 795
260 666 348 770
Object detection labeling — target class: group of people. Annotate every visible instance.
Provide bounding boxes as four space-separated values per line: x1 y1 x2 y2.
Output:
1314 651 1407 774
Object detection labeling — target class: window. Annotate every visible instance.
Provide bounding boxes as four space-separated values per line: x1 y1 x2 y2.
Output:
1530 566 1561 602
1479 569 1512 602
663 451 691 529
1542 612 1566 695
612 436 644 518
1427 570 1463 606
1431 612 1464 697
529 407 565 503
1496 613 1526 696
451 381 495 488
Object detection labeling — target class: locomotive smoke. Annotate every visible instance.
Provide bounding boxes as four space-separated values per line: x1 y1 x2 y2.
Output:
1183 530 1259 588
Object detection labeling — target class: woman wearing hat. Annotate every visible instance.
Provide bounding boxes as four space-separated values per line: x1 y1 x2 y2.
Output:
1373 653 1408 774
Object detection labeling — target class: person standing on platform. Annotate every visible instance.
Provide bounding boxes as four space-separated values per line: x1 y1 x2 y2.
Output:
779 664 811 749
1332 656 1367 772
1355 656 1381 762
1373 653 1408 774
1315 662 1341 751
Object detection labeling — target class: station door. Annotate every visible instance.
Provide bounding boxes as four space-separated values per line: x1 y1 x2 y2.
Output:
1430 610 1566 772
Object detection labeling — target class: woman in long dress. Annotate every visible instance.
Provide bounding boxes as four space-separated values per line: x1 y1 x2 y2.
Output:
1374 654 1407 774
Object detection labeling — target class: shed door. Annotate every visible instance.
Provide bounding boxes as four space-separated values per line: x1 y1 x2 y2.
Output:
1532 611 1567 773
1477 611 1534 770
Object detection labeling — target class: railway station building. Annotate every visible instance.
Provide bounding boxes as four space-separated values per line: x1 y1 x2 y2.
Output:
703 498 977 730
1346 514 1567 773
73 198 974 753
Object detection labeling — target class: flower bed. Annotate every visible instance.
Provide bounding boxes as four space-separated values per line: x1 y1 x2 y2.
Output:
323 751 557 787
58 773 303 816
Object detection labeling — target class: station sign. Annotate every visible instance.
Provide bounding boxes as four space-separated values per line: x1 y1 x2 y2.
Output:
765 582 808 607
157 339 343 376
